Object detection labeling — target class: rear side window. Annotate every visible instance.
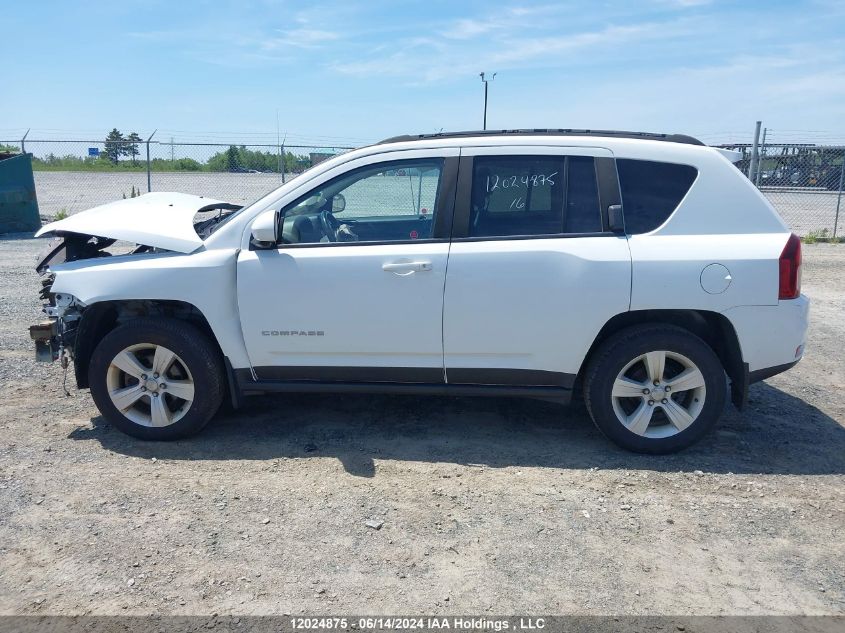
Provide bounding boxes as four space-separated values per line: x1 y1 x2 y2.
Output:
469 156 602 238
616 159 697 234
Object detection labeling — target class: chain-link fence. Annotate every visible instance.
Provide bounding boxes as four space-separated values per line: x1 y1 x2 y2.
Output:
2 135 842 237
718 142 844 238
0 139 353 217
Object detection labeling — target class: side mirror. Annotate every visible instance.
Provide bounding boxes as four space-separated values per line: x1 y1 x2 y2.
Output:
250 209 280 248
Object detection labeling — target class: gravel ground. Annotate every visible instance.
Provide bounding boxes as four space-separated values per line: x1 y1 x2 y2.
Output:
0 238 843 616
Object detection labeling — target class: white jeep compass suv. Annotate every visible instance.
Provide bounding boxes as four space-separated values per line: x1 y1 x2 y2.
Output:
31 130 809 453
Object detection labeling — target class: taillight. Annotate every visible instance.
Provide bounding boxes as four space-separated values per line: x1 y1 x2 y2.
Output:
778 233 802 300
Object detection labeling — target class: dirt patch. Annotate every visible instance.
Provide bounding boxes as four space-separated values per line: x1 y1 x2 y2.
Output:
0 238 843 615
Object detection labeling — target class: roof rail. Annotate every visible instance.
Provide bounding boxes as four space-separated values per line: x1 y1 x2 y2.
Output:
379 129 705 146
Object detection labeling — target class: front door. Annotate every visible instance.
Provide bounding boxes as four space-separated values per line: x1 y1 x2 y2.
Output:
237 150 458 382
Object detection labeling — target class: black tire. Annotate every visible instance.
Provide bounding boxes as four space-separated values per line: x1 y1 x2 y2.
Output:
88 318 225 440
584 324 726 454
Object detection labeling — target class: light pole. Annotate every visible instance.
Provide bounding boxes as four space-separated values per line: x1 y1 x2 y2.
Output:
479 72 496 130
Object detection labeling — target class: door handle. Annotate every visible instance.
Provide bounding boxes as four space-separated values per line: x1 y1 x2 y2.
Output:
382 261 432 275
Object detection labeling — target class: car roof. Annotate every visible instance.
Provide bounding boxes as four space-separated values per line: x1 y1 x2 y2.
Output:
379 129 705 147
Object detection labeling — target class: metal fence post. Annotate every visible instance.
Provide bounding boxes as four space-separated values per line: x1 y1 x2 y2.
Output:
749 121 761 181
21 128 29 154
834 148 845 239
280 143 286 184
145 129 157 192
755 127 767 187
277 143 282 181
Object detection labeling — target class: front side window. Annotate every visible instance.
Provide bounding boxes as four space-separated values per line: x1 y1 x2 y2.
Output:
616 159 698 234
280 159 443 244
469 155 602 238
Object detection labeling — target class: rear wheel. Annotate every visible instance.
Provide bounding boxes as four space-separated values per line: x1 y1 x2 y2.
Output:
88 318 225 440
584 324 726 454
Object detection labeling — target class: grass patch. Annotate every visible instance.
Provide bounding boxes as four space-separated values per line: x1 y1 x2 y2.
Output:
802 229 843 243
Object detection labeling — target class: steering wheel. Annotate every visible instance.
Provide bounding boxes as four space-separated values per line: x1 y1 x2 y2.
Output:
320 208 341 242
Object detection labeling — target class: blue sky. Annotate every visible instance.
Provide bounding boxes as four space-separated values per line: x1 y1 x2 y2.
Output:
2 0 844 146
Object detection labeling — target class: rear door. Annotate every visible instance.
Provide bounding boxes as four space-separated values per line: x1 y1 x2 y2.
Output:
443 145 631 388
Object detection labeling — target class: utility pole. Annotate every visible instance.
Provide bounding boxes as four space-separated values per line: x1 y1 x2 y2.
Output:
479 72 496 130
749 120 762 182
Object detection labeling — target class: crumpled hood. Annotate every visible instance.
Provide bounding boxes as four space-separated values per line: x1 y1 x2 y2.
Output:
35 192 241 253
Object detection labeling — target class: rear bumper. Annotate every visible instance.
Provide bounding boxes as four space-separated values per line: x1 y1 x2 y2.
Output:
748 359 801 384
723 295 809 373
723 295 808 409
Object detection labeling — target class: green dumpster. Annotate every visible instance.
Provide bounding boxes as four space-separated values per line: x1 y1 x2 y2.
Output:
0 152 41 234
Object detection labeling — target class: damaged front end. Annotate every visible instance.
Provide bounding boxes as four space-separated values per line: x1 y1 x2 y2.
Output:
29 279 84 367
31 234 120 365
30 192 242 367
35 233 116 275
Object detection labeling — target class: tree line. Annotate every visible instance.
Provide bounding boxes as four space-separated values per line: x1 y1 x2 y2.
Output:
15 129 332 173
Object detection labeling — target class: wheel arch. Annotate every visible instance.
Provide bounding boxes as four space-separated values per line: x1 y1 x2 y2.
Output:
580 309 747 409
73 300 235 400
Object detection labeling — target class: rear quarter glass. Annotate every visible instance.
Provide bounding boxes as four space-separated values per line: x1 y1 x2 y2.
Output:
617 159 698 234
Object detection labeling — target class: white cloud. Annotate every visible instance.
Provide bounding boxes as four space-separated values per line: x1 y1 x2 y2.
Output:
441 18 499 40
334 19 692 82
489 22 673 66
487 48 845 140
263 28 339 50
440 5 568 40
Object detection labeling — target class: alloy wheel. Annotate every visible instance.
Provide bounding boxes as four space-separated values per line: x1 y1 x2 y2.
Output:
105 343 195 427
610 350 707 438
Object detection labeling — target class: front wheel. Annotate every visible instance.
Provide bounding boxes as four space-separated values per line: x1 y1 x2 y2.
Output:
584 324 726 454
88 318 225 440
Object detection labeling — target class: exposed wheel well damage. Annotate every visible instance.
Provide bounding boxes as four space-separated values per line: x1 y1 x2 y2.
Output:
73 300 222 390
580 309 747 409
